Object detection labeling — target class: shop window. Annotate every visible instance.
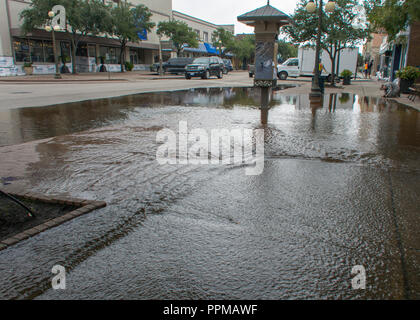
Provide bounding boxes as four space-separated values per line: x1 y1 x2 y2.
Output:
13 38 54 63
99 46 121 64
43 41 54 63
13 39 30 62
29 40 44 63
61 42 72 62
129 48 145 65
130 49 138 65
88 45 97 62
76 43 88 57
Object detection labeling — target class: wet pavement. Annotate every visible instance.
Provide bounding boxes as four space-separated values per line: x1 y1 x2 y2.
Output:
0 87 419 299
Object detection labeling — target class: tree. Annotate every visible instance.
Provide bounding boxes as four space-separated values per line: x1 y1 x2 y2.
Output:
277 40 298 62
284 0 368 84
212 27 234 57
109 2 155 72
20 0 111 74
364 0 420 40
230 35 255 68
157 20 199 56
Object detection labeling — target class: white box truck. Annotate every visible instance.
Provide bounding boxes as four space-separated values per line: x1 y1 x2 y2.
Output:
277 47 358 80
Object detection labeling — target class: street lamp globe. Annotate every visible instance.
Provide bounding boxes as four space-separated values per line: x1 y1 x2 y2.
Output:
53 25 61 31
45 25 52 32
306 1 317 13
325 1 336 12
48 11 55 18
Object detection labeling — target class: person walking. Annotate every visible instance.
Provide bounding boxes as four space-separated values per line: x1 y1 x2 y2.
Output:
368 60 373 79
364 61 369 79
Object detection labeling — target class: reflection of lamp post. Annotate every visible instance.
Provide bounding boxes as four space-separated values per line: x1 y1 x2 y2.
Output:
45 10 62 79
306 0 336 97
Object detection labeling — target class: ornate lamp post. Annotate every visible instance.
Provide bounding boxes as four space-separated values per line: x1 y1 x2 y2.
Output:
306 0 336 97
45 10 62 79
238 1 291 124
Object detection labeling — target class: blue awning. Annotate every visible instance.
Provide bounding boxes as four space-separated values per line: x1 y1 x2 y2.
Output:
204 43 219 55
183 43 207 53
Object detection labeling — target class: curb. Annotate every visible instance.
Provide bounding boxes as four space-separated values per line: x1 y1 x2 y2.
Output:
0 190 106 252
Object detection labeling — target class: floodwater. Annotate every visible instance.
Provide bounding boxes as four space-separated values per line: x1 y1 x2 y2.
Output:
0 87 419 299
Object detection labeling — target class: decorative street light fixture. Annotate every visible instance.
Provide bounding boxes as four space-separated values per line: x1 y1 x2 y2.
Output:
45 10 62 79
306 0 336 97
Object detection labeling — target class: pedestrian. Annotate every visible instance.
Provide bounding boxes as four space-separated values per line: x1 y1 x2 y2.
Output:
364 61 369 79
368 60 373 79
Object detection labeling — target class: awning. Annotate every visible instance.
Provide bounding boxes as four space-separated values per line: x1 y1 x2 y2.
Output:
183 43 208 53
204 43 219 55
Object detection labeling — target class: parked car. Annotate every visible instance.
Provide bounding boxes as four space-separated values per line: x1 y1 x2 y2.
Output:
150 62 168 73
223 59 233 74
185 56 225 79
164 57 194 74
248 64 255 78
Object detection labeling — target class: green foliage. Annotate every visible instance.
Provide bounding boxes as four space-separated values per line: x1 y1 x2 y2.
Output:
109 2 155 72
59 55 71 63
284 0 368 84
396 66 420 80
364 0 420 39
277 40 298 62
340 69 353 77
125 61 134 71
157 20 199 55
20 0 61 35
23 62 33 68
212 27 234 56
284 0 368 52
20 0 112 73
230 35 255 62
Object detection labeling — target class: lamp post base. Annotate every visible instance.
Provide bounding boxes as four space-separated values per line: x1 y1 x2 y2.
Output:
309 88 322 98
54 73 62 80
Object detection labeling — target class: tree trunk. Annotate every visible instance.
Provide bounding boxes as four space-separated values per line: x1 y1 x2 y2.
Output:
70 36 78 74
120 41 126 73
329 45 338 86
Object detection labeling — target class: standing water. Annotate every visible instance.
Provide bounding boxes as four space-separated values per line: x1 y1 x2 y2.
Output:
0 87 419 299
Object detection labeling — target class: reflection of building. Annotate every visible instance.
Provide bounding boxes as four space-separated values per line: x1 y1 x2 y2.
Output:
0 0 234 76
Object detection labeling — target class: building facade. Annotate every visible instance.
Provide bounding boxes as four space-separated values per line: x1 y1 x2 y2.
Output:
374 22 420 81
0 0 234 76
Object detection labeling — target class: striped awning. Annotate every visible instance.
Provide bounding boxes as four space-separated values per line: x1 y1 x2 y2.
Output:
183 43 208 53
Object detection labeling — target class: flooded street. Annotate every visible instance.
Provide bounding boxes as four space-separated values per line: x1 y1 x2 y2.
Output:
0 87 419 299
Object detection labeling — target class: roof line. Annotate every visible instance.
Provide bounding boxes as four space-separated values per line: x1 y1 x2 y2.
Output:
173 10 234 29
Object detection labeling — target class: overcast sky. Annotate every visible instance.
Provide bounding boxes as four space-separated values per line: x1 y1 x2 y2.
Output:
172 0 299 35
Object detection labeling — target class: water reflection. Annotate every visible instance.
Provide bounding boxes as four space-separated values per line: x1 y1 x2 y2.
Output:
1 88 419 169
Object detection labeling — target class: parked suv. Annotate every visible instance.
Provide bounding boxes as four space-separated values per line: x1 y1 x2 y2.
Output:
185 57 224 79
164 57 194 74
223 59 233 74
